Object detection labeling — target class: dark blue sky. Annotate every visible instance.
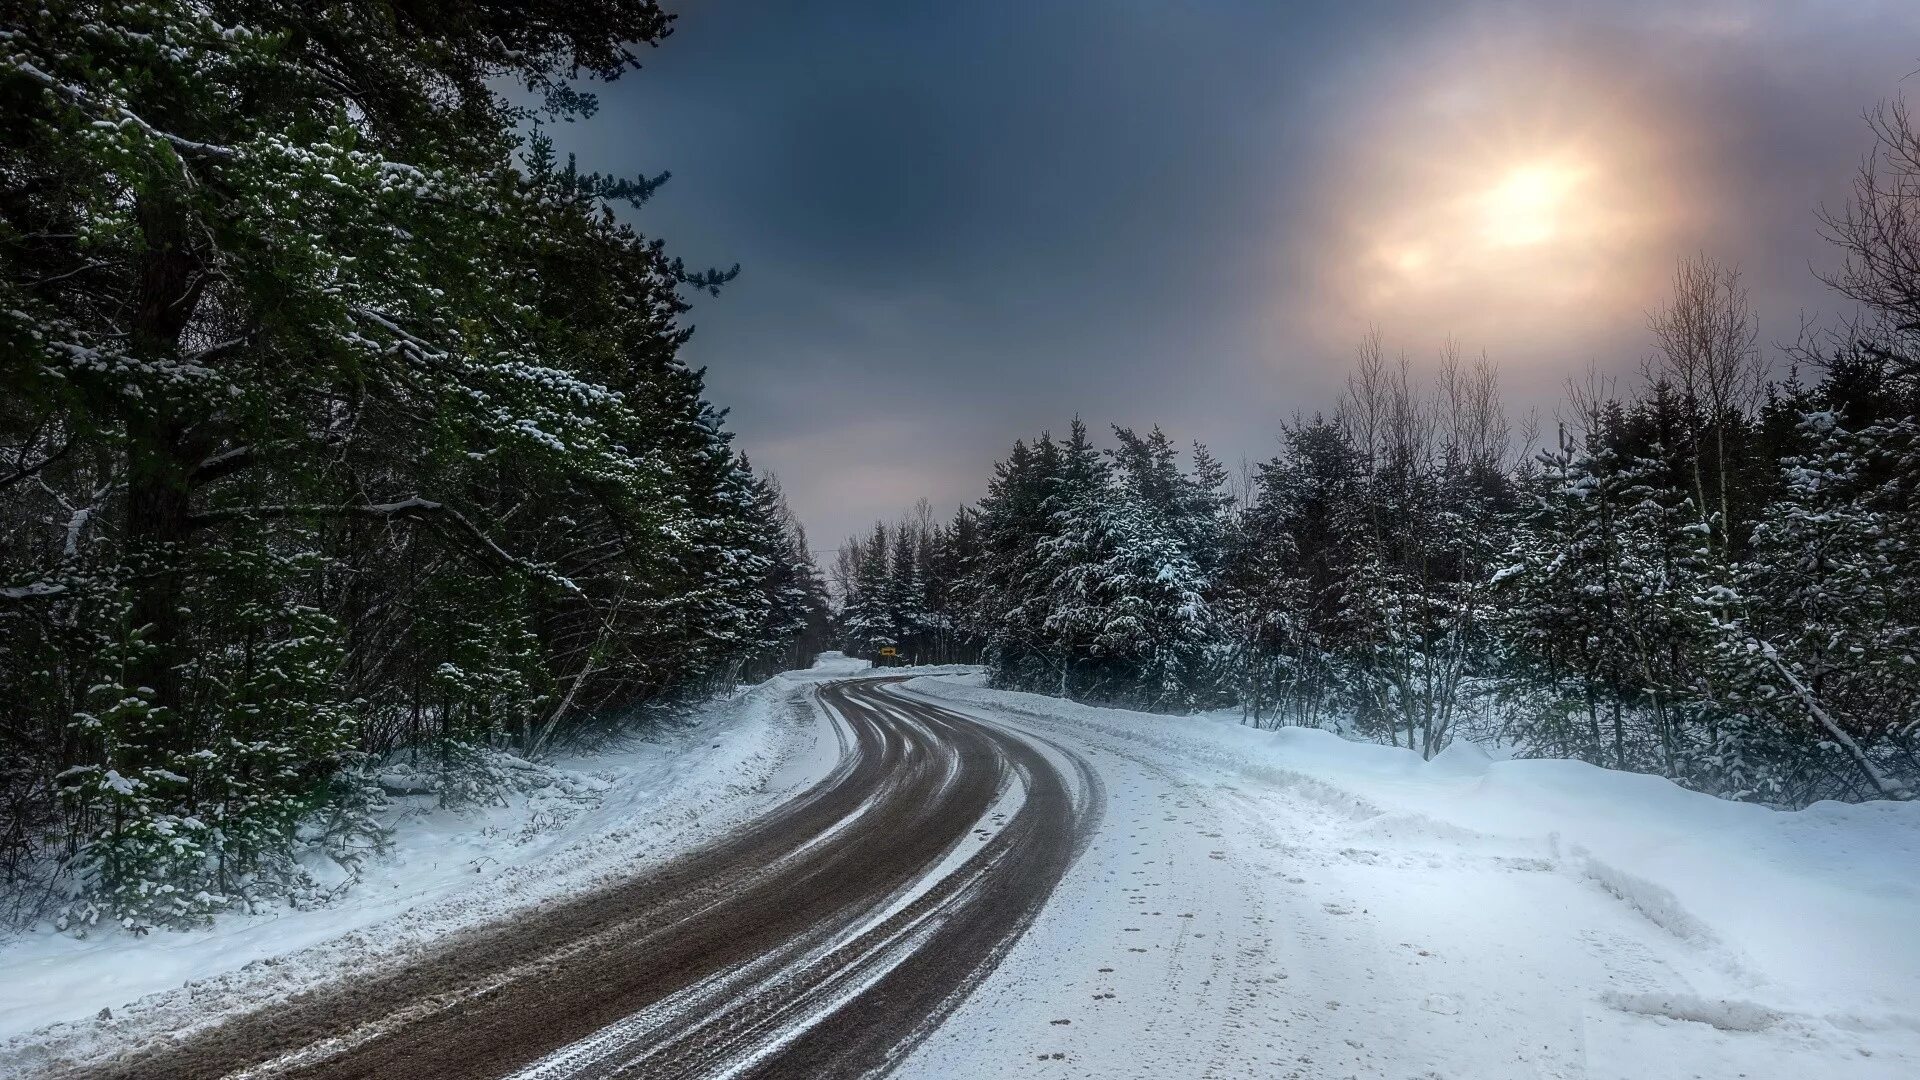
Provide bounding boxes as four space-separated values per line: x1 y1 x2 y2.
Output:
552 1 1920 547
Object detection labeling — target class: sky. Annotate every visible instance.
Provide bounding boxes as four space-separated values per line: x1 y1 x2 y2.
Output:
550 0 1920 550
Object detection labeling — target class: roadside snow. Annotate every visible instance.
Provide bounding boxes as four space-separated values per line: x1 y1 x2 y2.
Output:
13 658 1911 1080
0 663 853 1065
897 673 1920 1080
789 650 873 679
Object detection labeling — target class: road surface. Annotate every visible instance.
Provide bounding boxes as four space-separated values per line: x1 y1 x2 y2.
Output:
62 678 1102 1080
40 673 1912 1079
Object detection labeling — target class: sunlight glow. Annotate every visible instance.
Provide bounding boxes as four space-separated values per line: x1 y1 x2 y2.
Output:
1294 38 1698 357
1358 143 1621 298
1481 160 1589 248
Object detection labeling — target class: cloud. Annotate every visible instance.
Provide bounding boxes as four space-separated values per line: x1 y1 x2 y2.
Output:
552 0 1920 546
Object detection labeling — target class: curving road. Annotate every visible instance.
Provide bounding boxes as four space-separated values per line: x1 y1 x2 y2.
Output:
64 678 1102 1080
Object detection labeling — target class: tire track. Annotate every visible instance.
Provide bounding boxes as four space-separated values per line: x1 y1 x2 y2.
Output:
48 678 1096 1080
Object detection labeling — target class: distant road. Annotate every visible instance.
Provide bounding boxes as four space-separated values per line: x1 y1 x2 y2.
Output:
65 678 1100 1080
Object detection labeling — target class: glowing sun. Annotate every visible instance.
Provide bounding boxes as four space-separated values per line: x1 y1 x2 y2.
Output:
1285 29 1703 369
1481 160 1590 248
1298 32 1698 349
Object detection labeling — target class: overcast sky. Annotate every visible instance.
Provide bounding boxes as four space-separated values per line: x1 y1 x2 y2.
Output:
551 0 1920 549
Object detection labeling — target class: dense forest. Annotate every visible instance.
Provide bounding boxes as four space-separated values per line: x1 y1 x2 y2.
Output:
838 109 1920 810
833 500 985 668
0 2 830 929
3 0 1913 944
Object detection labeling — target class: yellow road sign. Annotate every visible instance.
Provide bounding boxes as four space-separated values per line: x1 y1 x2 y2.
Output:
878 646 898 657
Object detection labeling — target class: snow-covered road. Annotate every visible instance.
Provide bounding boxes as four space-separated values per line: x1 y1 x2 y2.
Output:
7 664 1916 1079
895 675 1920 1080
17 676 1097 1079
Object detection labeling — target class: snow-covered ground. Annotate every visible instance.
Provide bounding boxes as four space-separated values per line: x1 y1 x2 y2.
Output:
896 673 1920 1080
0 657 879 1061
8 659 1915 1080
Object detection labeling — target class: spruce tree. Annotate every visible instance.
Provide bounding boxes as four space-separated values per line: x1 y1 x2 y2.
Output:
0 0 817 926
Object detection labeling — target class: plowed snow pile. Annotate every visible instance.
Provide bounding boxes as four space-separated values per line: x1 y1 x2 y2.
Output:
897 673 1920 1080
6 658 1913 1080
0 660 867 1062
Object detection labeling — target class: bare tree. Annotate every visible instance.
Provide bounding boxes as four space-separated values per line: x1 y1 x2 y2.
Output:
830 536 862 603
1340 327 1390 470
1647 252 1762 544
1384 351 1434 472
1562 362 1618 447
1821 96 1920 351
1230 454 1258 523
1336 332 1508 758
1437 339 1511 477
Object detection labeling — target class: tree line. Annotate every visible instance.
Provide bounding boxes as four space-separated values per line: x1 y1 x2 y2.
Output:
837 105 1920 809
0 2 830 929
832 500 984 666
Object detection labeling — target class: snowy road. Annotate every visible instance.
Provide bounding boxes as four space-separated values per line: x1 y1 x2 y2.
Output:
893 677 1920 1080
29 672 1919 1079
891 678 1545 1078
53 678 1099 1079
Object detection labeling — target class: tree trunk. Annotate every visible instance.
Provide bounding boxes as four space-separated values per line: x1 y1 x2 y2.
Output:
1610 696 1626 770
121 195 208 769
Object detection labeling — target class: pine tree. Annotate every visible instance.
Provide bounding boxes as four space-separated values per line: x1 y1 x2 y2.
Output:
1218 419 1364 728
839 523 898 658
886 520 927 662
1721 409 1918 801
0 0 818 926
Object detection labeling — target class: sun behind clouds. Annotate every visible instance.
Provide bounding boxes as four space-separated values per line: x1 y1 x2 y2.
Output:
1359 121 1663 309
1290 29 1704 365
1370 151 1606 293
1480 158 1591 249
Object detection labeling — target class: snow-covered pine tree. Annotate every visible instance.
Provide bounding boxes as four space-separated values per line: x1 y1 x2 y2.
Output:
0 0 816 927
885 518 928 662
1217 418 1366 728
967 434 1067 689
959 420 1224 709
839 522 898 658
1716 407 1919 802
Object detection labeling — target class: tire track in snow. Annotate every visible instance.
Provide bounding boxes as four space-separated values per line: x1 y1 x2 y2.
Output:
50 678 1097 1080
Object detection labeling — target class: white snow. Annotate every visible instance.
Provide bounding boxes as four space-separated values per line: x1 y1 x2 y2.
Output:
507 668 1027 1080
793 649 873 678
0 663 854 1069
9 656 1916 1080
893 673 1920 1080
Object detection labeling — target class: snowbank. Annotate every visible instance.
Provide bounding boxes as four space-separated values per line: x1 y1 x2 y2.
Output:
781 651 978 682
905 674 1920 1071
788 649 872 678
0 667 844 1056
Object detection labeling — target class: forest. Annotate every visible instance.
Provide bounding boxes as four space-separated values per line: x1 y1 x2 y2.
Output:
835 109 1920 812
4 0 1916 945
4 6 1914 1077
0 2 831 929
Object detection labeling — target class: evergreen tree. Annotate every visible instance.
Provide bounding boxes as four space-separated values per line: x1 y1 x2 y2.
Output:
886 519 927 661
0 0 819 927
1724 410 1918 801
838 523 897 657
